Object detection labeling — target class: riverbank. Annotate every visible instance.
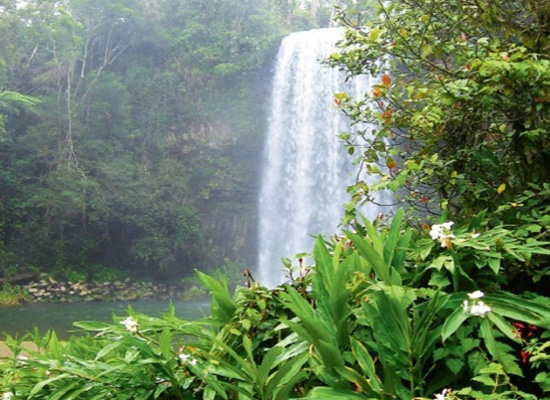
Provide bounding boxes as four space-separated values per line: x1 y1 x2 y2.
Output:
0 276 202 305
0 342 37 359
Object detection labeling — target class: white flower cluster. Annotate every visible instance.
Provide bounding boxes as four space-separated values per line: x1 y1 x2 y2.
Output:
463 291 491 317
429 222 455 247
120 316 139 333
2 392 13 400
435 389 451 400
434 388 451 400
178 353 198 366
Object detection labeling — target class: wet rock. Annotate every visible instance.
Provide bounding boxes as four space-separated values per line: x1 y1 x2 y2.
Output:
20 276 184 304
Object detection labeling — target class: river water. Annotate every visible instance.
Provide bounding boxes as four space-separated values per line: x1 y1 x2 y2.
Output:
0 300 209 339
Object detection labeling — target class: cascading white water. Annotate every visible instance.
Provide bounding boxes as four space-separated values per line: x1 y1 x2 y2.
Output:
257 28 388 288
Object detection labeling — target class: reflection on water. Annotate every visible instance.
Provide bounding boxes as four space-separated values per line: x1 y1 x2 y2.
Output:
0 300 209 339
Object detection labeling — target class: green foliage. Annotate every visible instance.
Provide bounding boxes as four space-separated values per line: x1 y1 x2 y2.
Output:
0 0 303 280
0 284 30 305
1 1 549 399
0 278 310 399
330 0 550 227
2 213 549 398
326 12 550 398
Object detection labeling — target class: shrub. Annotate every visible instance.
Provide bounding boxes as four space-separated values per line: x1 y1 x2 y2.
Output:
1 211 549 399
0 284 30 306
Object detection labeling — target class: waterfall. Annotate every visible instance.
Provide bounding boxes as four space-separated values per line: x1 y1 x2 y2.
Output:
257 28 387 288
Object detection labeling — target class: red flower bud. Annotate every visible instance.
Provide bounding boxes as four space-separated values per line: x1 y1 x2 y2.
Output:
520 350 530 364
513 322 525 328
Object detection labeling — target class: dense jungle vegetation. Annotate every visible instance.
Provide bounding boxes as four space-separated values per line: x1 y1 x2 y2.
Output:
2 0 550 399
0 0 346 282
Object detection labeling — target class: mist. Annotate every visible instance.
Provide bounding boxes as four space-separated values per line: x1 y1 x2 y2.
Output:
0 0 350 286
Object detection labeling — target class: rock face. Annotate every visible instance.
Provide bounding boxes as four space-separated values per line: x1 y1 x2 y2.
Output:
22 278 182 303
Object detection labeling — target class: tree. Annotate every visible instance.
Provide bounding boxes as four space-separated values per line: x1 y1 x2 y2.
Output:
329 1 550 292
0 0 293 280
331 0 550 223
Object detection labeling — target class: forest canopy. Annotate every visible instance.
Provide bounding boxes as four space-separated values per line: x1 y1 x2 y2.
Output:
0 0 340 281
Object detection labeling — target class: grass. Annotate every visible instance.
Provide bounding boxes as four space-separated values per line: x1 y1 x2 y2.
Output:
0 284 30 305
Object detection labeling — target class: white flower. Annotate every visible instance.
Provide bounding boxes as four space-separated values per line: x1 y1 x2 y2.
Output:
429 225 442 240
429 222 455 245
120 316 139 333
442 222 454 230
16 355 28 365
468 290 485 299
463 296 492 317
2 392 13 400
434 388 450 400
469 301 492 317
178 353 198 366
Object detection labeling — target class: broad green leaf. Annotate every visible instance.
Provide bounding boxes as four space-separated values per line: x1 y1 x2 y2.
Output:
394 230 413 271
95 363 129 379
29 373 71 398
479 318 501 365
534 372 550 392
364 219 384 256
306 387 371 399
480 319 523 376
63 385 94 400
442 306 469 341
383 208 404 266
487 256 500 274
196 270 236 324
48 330 61 360
351 338 382 392
369 28 380 41
472 375 497 386
268 352 308 400
445 358 464 374
257 346 281 387
421 44 432 57
487 312 521 342
348 231 390 282
159 329 173 359
73 321 112 332
47 381 79 400
337 366 379 398
485 293 550 328
95 340 123 360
